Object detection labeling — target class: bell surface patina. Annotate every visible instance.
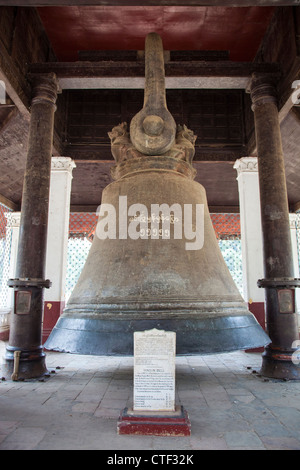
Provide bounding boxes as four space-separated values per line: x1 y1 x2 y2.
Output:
45 33 270 356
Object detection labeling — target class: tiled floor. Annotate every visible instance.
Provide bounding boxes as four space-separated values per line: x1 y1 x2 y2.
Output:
0 340 300 450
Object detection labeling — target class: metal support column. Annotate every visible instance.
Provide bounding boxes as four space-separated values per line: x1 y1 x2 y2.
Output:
4 73 58 380
250 73 300 379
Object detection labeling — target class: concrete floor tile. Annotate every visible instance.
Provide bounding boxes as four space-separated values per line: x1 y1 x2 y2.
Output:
0 426 47 450
261 436 300 450
72 402 99 413
94 407 123 418
0 421 18 434
190 436 229 450
224 430 265 449
1 341 300 451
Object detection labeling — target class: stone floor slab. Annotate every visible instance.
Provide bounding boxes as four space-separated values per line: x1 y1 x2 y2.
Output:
1 341 300 451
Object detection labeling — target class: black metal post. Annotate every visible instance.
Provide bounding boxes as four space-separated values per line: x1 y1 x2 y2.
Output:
250 73 300 379
4 73 58 380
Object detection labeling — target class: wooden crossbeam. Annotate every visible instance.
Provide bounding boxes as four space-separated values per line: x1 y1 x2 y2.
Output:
29 61 280 90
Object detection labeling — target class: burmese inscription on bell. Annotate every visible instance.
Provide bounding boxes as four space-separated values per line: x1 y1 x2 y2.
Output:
133 328 176 411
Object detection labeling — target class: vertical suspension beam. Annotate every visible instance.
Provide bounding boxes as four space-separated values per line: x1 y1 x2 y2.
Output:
4 73 59 380
250 73 300 379
129 32 176 156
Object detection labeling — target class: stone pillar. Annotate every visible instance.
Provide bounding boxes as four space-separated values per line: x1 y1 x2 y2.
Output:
4 73 59 380
234 157 265 340
250 73 300 379
43 157 75 343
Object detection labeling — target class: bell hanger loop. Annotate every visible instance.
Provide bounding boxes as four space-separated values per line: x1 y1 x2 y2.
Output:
130 32 176 156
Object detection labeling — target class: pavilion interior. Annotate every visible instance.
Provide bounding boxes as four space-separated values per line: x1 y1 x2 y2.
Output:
1 2 300 452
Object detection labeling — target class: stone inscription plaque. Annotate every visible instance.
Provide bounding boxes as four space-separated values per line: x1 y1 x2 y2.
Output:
133 329 176 412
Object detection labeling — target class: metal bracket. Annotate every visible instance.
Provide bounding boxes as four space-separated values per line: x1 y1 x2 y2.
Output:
257 278 300 288
8 278 52 289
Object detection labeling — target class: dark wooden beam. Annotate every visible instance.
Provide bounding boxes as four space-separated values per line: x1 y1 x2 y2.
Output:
278 55 300 121
0 0 298 6
70 204 99 212
0 103 17 131
78 50 231 62
0 38 30 114
295 6 300 56
0 7 57 114
29 61 281 92
30 60 280 81
208 205 240 213
0 193 20 211
253 7 300 118
292 200 300 212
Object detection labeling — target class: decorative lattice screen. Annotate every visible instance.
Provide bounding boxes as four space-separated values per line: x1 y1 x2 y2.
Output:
210 213 243 296
66 235 94 302
0 204 13 308
296 212 300 273
66 213 97 301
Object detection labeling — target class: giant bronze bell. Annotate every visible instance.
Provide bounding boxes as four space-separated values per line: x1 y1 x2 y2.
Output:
45 33 270 355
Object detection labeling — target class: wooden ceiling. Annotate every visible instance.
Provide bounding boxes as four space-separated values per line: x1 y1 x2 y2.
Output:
37 6 275 62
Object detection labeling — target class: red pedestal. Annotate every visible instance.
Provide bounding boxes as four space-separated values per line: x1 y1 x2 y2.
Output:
117 406 191 436
247 302 266 353
0 329 9 341
42 301 64 344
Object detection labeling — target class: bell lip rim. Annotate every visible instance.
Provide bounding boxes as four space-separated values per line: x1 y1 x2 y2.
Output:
44 313 271 355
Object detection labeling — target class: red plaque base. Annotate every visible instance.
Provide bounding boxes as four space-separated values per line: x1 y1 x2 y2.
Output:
117 405 191 436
